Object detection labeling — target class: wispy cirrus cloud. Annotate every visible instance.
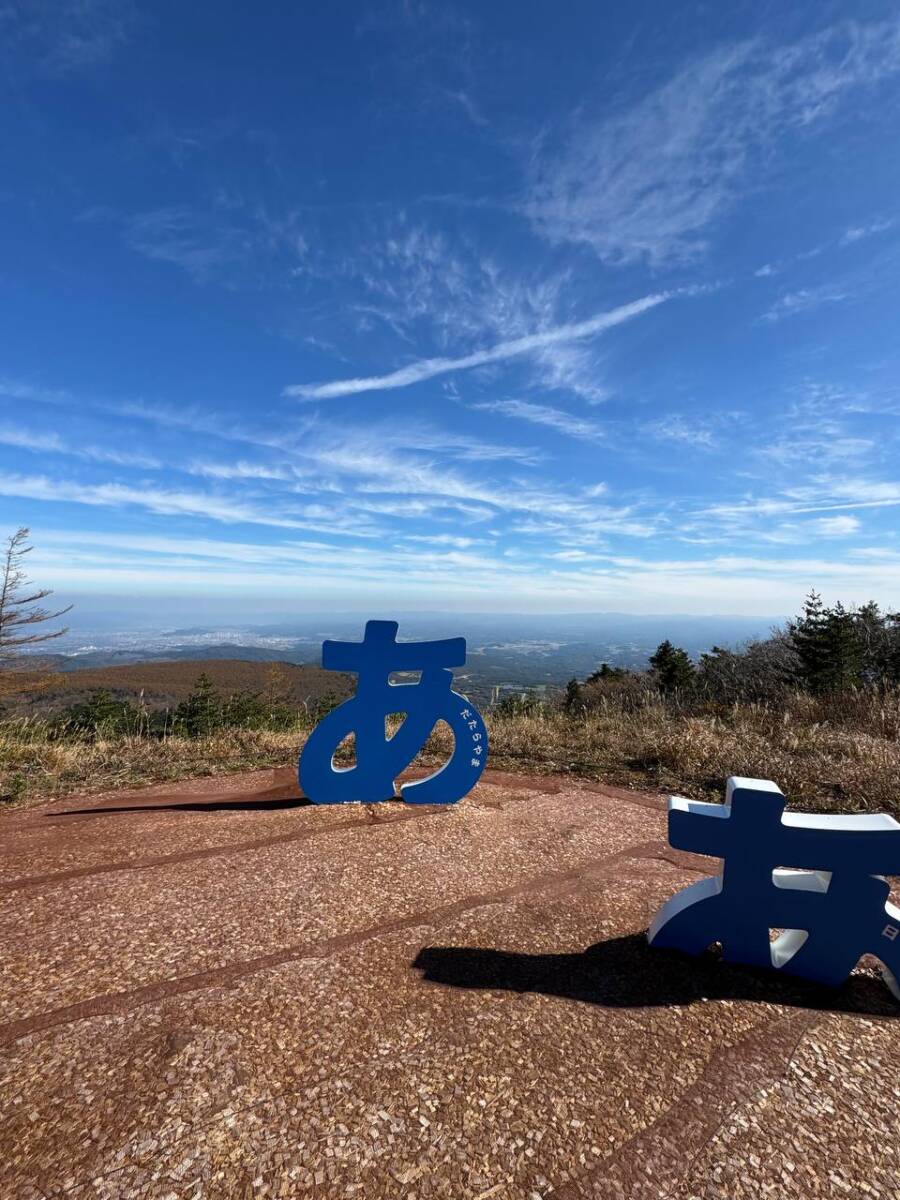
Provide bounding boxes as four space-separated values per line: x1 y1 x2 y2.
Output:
841 219 895 245
0 472 378 534
644 415 717 449
15 375 542 474
814 515 861 536
0 398 659 540
373 420 540 465
284 293 668 399
29 527 900 615
89 201 309 286
759 284 848 323
470 399 606 442
756 388 874 467
309 219 622 402
526 19 900 265
752 214 897 280
0 0 136 74
0 425 160 468
186 460 307 483
701 478 900 526
0 378 70 405
403 533 481 549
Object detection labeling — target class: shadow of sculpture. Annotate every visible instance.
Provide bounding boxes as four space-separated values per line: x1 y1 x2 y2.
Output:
413 934 900 1017
49 794 313 817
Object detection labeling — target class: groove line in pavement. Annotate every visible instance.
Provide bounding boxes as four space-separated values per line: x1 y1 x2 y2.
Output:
552 1008 821 1200
0 841 666 1047
0 780 636 895
0 805 451 895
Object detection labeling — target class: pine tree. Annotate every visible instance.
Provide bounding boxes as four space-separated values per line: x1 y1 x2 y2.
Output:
649 640 695 695
789 592 863 693
586 662 628 684
787 591 830 692
822 601 864 692
222 688 265 729
67 689 133 737
886 612 900 684
563 677 583 714
175 673 223 737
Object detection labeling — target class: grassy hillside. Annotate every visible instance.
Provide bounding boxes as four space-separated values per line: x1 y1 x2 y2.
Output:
2 682 899 816
6 658 353 715
3 606 900 817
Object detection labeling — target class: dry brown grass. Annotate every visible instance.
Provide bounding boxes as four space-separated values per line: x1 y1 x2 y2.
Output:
6 658 352 713
2 688 899 815
478 691 900 816
0 719 303 804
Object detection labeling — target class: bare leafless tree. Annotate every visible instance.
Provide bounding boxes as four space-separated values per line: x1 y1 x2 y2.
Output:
0 528 72 695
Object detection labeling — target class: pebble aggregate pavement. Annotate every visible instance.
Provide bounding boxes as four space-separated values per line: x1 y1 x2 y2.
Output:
1 766 898 1199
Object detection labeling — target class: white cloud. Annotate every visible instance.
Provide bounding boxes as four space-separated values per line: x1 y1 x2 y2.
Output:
0 0 136 74
830 480 900 506
30 526 900 615
94 201 309 286
645 415 716 449
187 460 304 483
529 340 611 403
296 216 624 402
381 422 540 465
0 424 159 468
760 285 848 323
756 386 874 468
0 411 652 540
702 478 900 526
0 427 66 453
0 378 70 404
841 219 894 244
814 515 861 536
304 435 660 536
443 88 488 128
526 19 900 265
0 472 374 533
0 376 646 536
582 483 608 499
470 399 606 441
284 293 668 399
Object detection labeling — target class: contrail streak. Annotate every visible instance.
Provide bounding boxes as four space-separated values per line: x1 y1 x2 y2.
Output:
284 292 669 400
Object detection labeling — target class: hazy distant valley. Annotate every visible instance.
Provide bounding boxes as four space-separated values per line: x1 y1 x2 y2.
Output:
32 612 781 703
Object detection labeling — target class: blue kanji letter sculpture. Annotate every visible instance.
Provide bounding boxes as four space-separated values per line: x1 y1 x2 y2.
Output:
299 620 488 804
648 776 900 1000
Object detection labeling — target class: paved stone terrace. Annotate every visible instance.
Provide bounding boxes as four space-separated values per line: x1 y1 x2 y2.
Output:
1 767 898 1199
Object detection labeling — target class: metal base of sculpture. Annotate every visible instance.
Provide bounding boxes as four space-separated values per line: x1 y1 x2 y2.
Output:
299 620 488 805
648 776 900 1000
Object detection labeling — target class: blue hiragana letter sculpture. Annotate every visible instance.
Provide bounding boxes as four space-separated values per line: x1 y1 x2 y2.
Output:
299 620 488 805
648 776 900 1000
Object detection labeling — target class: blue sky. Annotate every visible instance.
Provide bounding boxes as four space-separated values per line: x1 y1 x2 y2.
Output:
2 0 900 619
